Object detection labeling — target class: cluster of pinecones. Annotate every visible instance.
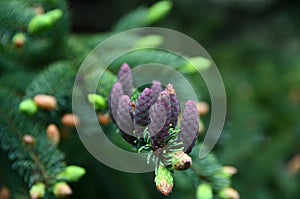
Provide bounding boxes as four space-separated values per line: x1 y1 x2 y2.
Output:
109 63 199 155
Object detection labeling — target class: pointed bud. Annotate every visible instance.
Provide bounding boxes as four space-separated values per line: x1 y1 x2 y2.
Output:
0 186 10 199
149 91 171 150
87 94 106 110
151 80 162 102
12 33 26 49
56 165 86 182
33 94 57 111
30 183 45 199
179 57 211 74
53 182 72 198
108 82 123 123
46 124 60 145
23 134 35 146
197 102 210 116
178 100 199 154
222 166 238 177
196 183 213 199
155 166 173 196
135 35 164 48
147 1 173 24
288 154 300 175
28 9 63 34
117 63 132 96
19 99 38 116
117 95 137 145
33 5 44 15
171 152 192 170
165 83 180 128
98 113 110 126
218 188 240 199
134 88 154 136
61 114 80 127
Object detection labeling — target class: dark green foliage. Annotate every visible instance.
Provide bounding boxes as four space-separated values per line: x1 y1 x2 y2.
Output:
0 90 65 188
0 0 255 198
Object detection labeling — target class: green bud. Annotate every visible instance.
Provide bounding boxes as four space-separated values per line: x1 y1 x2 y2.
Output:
179 57 211 74
218 188 240 199
135 35 164 48
12 33 26 48
19 99 38 116
87 94 106 110
56 165 86 182
47 9 63 22
154 166 173 196
196 183 213 199
27 9 63 34
147 1 172 24
30 183 45 199
53 182 72 198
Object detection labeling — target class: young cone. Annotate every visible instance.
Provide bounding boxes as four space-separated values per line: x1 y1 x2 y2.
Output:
178 100 199 154
149 91 171 150
134 88 154 136
117 63 133 96
165 83 180 128
117 95 137 145
108 82 123 123
151 80 163 102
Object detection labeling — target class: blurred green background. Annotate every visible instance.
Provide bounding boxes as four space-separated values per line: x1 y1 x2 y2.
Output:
1 0 300 198
70 0 300 198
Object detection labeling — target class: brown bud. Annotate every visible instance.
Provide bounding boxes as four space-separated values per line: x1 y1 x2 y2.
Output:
33 94 57 111
222 188 240 199
53 182 72 198
33 5 44 15
196 102 209 116
61 114 80 127
172 152 192 170
0 186 10 199
223 166 238 176
288 154 300 175
98 113 110 126
46 124 60 145
156 178 173 196
23 134 35 146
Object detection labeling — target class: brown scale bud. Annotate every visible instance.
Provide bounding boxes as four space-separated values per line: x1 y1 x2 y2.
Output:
223 166 238 176
196 101 210 116
171 152 192 170
23 134 35 146
33 94 57 111
0 186 10 199
288 154 300 175
53 182 72 198
46 124 60 145
33 5 44 15
98 113 110 126
61 114 80 127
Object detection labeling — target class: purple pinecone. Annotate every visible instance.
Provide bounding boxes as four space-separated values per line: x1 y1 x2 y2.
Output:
165 83 180 128
151 80 163 103
149 91 171 150
117 63 133 96
117 95 137 145
177 100 199 154
108 82 123 124
134 88 154 136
